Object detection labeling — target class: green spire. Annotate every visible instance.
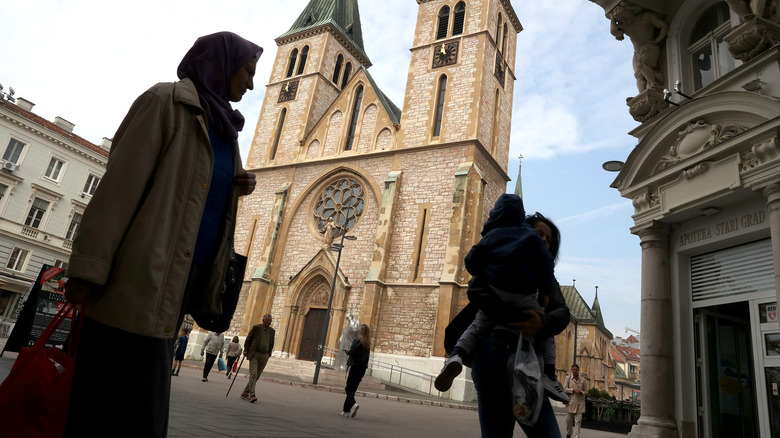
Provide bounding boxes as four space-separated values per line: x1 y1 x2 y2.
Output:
277 0 370 66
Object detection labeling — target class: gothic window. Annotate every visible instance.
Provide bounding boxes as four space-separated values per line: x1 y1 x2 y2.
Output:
286 48 298 78
453 2 465 36
433 75 447 137
436 6 450 40
313 178 365 237
689 2 734 90
345 86 364 151
270 108 287 160
332 54 344 84
491 89 500 153
341 62 352 89
496 13 503 52
502 23 508 54
297 46 309 75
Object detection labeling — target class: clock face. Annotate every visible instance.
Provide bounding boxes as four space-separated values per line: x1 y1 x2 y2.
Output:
432 41 459 69
278 80 299 103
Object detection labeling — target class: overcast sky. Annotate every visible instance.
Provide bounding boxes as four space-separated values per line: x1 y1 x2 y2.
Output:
1 0 642 339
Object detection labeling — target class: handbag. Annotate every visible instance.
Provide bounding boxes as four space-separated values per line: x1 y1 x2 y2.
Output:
190 248 248 332
0 304 77 437
217 357 226 372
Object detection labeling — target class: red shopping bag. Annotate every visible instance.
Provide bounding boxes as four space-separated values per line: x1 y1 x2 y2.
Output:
233 359 239 372
0 304 77 437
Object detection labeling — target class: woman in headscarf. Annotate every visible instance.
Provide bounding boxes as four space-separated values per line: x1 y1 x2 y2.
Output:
63 32 262 437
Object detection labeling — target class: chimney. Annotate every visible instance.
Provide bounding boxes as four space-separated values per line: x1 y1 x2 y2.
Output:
100 137 113 151
54 116 75 133
16 98 34 111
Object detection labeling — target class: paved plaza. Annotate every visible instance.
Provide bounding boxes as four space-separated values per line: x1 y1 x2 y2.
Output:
0 350 627 437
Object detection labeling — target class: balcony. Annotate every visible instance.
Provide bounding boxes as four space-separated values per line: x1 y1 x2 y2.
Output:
0 217 72 253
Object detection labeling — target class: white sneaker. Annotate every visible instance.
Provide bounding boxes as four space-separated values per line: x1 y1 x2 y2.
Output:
543 375 569 403
349 403 359 418
340 411 349 417
434 355 463 392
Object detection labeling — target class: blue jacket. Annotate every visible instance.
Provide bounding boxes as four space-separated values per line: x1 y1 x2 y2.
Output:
465 194 553 296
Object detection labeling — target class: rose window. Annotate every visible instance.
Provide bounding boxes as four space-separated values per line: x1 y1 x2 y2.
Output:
314 178 365 238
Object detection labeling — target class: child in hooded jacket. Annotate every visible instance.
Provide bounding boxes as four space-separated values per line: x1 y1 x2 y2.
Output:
434 194 568 404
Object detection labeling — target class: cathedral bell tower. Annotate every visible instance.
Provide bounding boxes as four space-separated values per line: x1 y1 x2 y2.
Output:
398 0 521 172
245 0 371 168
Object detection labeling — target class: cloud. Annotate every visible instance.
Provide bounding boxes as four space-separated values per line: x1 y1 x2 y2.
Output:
510 94 580 159
558 201 633 224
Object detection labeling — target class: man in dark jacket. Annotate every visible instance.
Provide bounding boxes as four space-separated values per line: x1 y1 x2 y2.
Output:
241 314 275 403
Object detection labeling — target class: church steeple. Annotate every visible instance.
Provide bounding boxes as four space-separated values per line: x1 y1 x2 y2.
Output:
591 285 605 327
513 155 523 197
277 0 371 66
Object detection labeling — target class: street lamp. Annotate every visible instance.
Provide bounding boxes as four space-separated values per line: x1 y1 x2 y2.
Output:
312 228 357 385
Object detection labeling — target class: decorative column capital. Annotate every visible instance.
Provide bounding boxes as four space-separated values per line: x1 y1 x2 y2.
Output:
633 221 671 249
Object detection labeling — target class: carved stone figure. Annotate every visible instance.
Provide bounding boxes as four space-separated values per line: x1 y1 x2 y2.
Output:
726 0 767 21
608 2 669 93
323 217 338 246
334 313 361 372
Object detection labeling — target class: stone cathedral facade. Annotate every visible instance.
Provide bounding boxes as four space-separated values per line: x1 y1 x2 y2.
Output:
231 0 522 382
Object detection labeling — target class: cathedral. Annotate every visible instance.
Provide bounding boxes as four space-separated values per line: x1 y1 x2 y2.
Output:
231 0 521 390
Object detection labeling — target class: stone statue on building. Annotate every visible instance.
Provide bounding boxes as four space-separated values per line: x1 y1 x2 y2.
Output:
726 0 767 21
334 313 361 372
323 217 338 246
608 2 669 93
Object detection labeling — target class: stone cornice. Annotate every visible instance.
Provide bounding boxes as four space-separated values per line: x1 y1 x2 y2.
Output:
250 139 511 183
0 109 107 165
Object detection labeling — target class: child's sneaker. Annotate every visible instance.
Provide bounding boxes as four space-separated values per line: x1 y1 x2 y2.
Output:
434 355 463 392
543 374 569 403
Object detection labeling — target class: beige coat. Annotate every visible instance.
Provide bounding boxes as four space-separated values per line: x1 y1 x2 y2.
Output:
564 374 588 414
67 79 240 339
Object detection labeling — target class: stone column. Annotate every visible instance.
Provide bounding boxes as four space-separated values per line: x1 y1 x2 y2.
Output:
762 183 780 307
628 221 678 438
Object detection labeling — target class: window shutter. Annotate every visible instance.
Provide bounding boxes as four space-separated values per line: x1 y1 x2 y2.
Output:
691 239 775 302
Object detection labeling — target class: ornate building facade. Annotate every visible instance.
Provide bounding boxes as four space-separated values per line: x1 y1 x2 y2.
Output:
0 92 108 330
231 0 522 399
591 0 780 436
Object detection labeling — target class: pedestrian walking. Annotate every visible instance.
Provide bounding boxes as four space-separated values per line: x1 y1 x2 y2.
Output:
564 364 587 438
201 331 225 382
341 324 371 418
62 31 261 437
172 328 189 376
226 336 243 379
241 314 275 403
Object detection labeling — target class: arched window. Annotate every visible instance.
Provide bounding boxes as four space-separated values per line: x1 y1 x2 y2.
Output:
436 6 450 40
433 75 447 137
270 108 287 160
345 86 364 151
496 13 503 52
332 54 344 84
297 46 309 75
491 89 500 153
453 2 466 36
286 49 298 78
341 62 352 89
689 2 735 90
502 23 508 54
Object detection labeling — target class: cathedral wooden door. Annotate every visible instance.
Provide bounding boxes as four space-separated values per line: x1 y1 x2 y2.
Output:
298 308 327 361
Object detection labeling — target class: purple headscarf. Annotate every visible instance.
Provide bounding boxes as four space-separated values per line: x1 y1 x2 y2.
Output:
177 32 263 140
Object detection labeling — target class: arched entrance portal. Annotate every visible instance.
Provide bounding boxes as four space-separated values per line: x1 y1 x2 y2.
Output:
298 308 326 361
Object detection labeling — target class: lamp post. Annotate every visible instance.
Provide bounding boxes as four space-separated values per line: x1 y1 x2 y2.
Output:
312 228 356 385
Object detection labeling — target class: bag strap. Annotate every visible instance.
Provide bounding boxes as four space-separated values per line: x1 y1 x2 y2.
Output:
32 303 73 350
